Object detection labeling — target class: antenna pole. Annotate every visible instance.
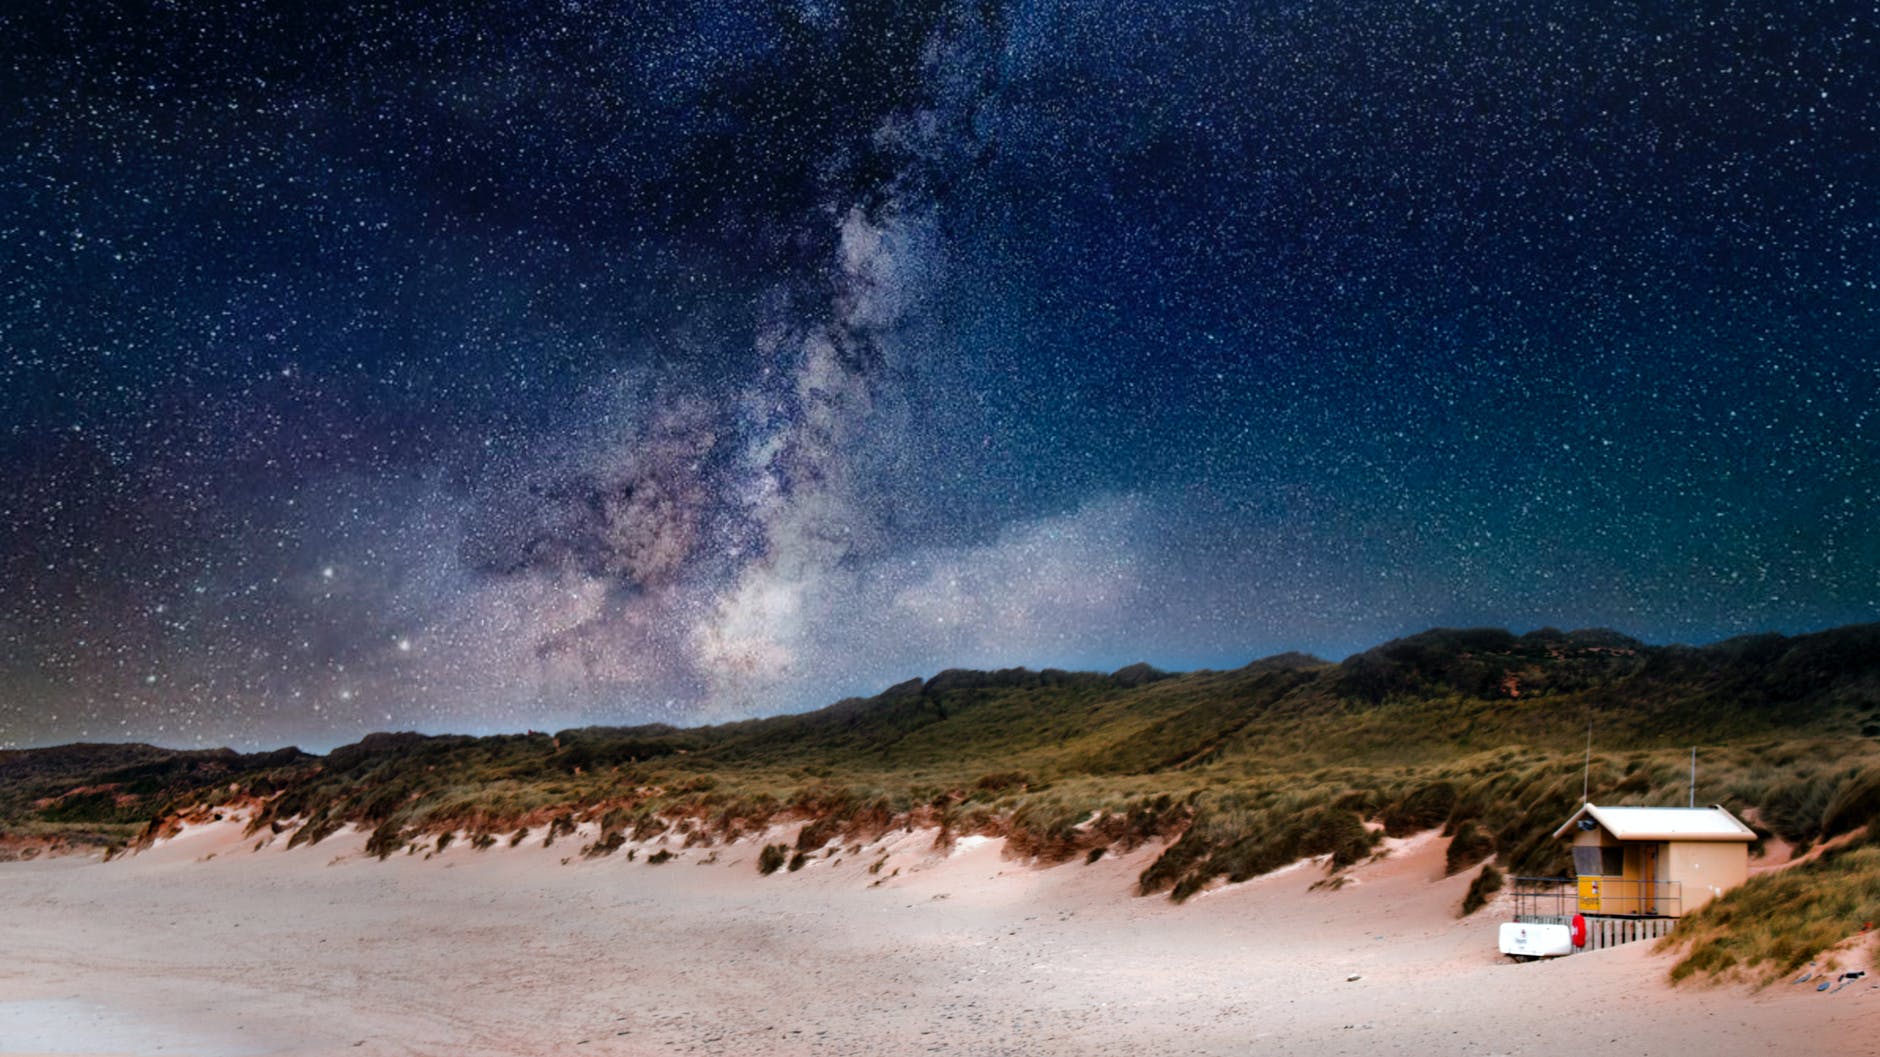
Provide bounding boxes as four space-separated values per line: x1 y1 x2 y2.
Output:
1690 746 1697 808
1582 723 1592 804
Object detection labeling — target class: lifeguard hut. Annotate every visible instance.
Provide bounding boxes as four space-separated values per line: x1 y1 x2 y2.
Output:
1503 803 1754 956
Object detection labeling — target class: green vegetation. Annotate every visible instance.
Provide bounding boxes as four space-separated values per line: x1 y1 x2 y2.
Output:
3 622 1878 980
365 819 406 861
758 843 789 875
1666 835 1880 983
1461 864 1504 916
1444 820 1494 876
0 743 308 852
583 830 627 858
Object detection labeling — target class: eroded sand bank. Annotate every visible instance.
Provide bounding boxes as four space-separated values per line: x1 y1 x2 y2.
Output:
1 820 1871 1057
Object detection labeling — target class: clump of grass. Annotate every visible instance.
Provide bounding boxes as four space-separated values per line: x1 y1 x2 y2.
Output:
543 813 576 848
1085 846 1106 864
796 817 841 852
1744 764 1844 845
1381 781 1457 837
758 843 789 875
434 831 454 853
974 771 1031 795
1004 801 1091 862
1665 839 1880 984
1444 820 1495 876
584 830 627 858
508 827 529 847
1140 795 1379 902
1460 863 1504 916
365 820 405 861
646 849 674 865
286 816 341 850
471 832 496 851
1821 765 1880 839
787 850 810 872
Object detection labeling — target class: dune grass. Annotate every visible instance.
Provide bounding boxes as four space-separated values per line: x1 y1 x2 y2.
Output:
1461 864 1504 916
2 624 1877 981
1666 834 1880 983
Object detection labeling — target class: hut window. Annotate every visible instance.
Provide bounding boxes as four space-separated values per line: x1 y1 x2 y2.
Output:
1573 846 1625 876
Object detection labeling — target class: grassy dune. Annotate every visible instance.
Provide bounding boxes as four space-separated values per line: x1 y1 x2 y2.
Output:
5 622 1879 980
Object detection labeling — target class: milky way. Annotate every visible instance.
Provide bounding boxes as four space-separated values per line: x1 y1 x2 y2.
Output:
2 2 1876 750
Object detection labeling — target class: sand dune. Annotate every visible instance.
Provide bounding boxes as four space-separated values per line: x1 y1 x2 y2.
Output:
0 819 1870 1056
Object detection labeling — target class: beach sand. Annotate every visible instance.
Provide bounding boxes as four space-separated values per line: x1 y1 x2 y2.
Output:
1 820 1870 1057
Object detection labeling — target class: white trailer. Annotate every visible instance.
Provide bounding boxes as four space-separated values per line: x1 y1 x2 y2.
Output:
1498 921 1573 959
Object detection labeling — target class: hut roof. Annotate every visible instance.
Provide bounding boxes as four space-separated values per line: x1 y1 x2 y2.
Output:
1551 803 1756 842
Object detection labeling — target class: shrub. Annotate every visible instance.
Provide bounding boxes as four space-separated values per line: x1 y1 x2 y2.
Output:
758 843 789 875
1460 864 1503 916
1821 765 1880 839
796 817 841 851
1381 781 1457 837
584 831 627 858
365 820 406 861
974 771 1031 795
1756 770 1840 845
1445 820 1495 875
286 816 341 850
1137 825 1209 896
1318 809 1379 870
1141 800 1379 901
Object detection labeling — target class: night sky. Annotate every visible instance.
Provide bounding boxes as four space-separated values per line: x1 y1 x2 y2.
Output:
3 1 1875 751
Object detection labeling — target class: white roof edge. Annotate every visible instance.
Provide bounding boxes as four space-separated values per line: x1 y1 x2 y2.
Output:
1551 802 1756 841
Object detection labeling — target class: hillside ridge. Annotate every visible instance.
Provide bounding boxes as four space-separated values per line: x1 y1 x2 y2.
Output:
4 622 1878 982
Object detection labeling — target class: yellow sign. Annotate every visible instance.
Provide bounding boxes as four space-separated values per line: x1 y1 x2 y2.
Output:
1578 876 1602 912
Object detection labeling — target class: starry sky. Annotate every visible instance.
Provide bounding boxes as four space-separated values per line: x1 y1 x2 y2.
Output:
3 1 1876 751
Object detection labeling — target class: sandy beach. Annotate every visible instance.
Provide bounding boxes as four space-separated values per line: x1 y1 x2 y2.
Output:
1 819 1870 1057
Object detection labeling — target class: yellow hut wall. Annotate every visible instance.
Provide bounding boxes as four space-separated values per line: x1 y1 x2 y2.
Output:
1620 843 1648 883
1663 840 1749 914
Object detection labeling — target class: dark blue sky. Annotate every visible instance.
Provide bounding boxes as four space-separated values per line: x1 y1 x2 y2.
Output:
3 0 1875 750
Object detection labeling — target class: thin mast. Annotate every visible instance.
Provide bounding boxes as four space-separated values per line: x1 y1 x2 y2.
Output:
1582 723 1592 804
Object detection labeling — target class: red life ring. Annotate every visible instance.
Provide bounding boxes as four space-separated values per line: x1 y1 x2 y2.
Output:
1570 913 1588 948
